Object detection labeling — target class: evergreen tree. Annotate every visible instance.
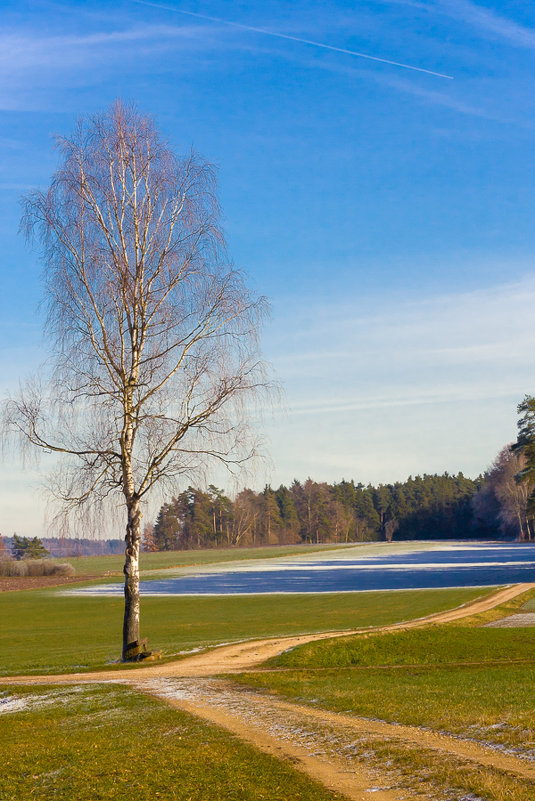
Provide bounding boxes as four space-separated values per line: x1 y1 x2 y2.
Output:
11 534 49 560
275 485 299 541
151 469 490 549
208 485 233 545
153 501 181 551
190 488 214 548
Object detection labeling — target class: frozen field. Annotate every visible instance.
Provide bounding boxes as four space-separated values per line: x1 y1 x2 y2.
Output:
66 541 535 596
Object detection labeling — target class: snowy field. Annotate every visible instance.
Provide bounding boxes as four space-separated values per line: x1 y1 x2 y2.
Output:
64 541 535 596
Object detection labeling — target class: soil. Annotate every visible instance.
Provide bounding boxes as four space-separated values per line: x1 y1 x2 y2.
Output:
0 575 101 592
3 582 534 801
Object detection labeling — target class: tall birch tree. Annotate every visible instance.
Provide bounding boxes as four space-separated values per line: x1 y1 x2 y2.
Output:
4 102 268 660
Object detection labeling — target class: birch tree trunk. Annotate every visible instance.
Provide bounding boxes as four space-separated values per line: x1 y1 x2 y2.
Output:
123 498 142 658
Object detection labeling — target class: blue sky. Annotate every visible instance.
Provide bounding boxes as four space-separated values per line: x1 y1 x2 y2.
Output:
2 0 535 535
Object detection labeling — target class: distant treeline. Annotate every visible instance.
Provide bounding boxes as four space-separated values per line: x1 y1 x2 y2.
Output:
4 444 532 555
0 536 124 558
145 469 519 551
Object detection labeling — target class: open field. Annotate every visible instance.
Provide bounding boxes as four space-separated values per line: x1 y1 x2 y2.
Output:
3 584 534 801
58 540 535 595
149 675 535 801
47 540 494 580
45 543 357 578
2 542 535 801
262 588 535 668
0 585 489 675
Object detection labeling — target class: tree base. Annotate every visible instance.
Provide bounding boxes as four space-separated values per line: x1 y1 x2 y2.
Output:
122 638 162 662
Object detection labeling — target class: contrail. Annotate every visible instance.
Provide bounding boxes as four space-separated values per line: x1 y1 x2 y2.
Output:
133 0 454 80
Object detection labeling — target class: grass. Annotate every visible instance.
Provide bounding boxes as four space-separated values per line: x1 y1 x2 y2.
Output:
0 586 490 675
0 684 344 801
236 588 535 753
239 663 535 752
521 594 535 611
267 620 535 668
352 736 535 801
231 587 535 799
2 571 532 801
47 543 357 578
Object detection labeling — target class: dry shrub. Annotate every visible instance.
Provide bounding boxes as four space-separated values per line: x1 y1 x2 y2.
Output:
0 559 75 577
0 558 26 577
25 561 75 577
51 562 76 577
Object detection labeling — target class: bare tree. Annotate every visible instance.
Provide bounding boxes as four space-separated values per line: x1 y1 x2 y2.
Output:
492 447 534 541
4 102 269 660
231 489 261 545
474 446 534 541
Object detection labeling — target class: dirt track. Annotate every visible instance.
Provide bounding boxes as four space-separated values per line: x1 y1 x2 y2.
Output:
3 582 535 801
3 582 531 684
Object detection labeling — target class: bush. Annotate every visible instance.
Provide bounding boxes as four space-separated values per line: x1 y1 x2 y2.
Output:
0 558 26 577
26 561 76 577
0 558 75 577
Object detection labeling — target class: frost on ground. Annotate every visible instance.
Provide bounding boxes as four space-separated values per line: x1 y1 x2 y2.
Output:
0 687 89 715
485 613 535 628
0 685 124 717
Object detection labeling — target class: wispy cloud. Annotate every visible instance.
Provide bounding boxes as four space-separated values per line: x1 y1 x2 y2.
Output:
0 21 222 111
0 23 210 74
283 383 523 418
379 75 488 119
435 0 535 50
0 183 33 191
266 276 535 420
262 272 533 485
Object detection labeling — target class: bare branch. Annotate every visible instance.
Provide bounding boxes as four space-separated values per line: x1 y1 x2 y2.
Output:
4 101 275 659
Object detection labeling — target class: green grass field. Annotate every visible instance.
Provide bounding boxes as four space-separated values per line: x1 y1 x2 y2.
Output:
237 589 535 753
0 586 489 675
0 684 344 801
230 588 535 801
3 544 533 801
266 619 535 668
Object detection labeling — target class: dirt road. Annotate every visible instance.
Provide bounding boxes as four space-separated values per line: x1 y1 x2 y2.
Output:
3 583 534 801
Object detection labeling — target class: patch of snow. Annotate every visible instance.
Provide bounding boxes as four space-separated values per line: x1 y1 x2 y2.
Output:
0 694 37 714
485 613 535 628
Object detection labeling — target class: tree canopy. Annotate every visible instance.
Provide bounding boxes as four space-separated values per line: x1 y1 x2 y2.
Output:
149 471 499 551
